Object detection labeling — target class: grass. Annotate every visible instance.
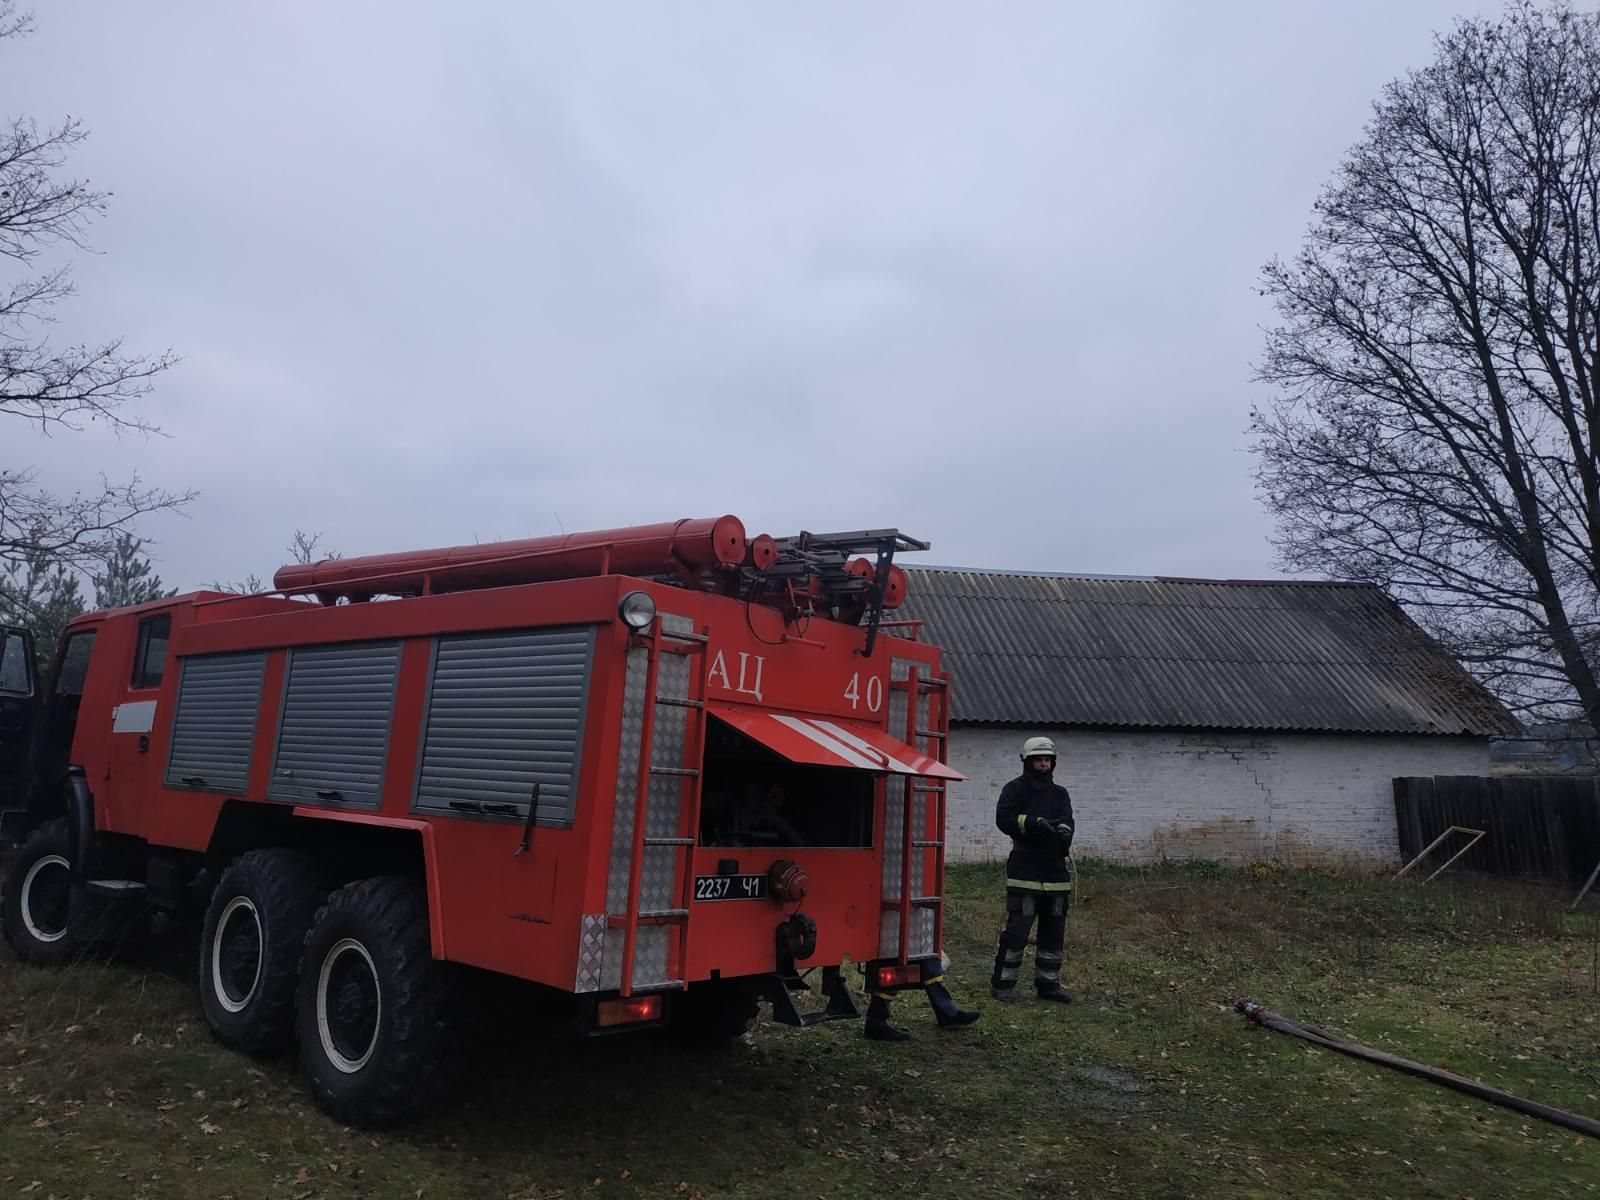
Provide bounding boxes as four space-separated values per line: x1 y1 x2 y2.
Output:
2 858 1599 1199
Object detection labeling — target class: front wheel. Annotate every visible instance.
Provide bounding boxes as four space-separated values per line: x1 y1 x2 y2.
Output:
0 819 101 966
296 877 446 1129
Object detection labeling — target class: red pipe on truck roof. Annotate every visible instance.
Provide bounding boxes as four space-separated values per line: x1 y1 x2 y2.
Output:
273 515 749 601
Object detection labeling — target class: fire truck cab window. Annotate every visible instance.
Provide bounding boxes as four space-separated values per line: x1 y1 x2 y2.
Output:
0 631 30 694
131 615 171 689
54 631 95 697
38 629 96 772
699 717 873 848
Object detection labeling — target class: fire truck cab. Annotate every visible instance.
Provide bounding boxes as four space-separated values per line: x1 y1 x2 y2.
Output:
0 517 961 1128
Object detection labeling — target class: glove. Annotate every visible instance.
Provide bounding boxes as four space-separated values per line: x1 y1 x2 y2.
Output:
1051 821 1075 851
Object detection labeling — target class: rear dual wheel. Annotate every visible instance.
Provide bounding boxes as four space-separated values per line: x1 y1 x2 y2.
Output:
296 877 446 1129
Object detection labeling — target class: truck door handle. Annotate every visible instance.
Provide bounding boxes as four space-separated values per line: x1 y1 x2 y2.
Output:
315 789 345 803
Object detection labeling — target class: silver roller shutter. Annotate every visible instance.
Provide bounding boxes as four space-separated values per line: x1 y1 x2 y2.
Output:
414 627 595 824
165 650 267 793
270 640 401 806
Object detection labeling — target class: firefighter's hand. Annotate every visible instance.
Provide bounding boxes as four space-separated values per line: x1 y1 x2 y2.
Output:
1053 822 1075 850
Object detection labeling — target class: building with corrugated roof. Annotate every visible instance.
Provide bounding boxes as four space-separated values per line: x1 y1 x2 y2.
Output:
898 567 1519 866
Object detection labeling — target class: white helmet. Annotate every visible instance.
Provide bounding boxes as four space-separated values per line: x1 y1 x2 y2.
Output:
1021 735 1056 760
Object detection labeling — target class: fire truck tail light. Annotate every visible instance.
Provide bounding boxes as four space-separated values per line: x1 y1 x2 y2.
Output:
596 995 662 1027
876 964 921 990
618 591 657 630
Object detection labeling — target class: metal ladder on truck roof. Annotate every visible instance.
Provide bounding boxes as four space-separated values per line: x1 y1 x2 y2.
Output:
613 617 710 997
886 664 953 965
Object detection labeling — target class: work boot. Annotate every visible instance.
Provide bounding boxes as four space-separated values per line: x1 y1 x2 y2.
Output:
926 981 981 1029
864 995 910 1041
989 986 1020 1002
1036 987 1073 1005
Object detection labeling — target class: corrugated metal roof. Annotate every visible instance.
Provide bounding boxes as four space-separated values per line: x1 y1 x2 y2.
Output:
897 569 1519 737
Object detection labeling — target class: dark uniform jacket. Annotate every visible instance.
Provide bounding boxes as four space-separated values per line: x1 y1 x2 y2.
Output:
994 772 1074 890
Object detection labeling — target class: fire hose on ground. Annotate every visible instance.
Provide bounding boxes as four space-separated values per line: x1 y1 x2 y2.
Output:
1234 998 1600 1140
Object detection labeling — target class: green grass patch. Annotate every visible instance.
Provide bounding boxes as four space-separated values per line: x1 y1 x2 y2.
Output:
2 860 1598 1198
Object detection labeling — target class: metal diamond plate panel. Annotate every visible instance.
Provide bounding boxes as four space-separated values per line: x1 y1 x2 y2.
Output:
881 784 904 903
912 908 935 959
601 929 624 991
606 647 650 914
910 685 937 959
632 926 670 988
638 648 690 911
576 914 606 992
879 910 900 958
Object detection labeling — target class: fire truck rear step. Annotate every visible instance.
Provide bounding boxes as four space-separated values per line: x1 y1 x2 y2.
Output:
85 879 147 898
767 965 859 1027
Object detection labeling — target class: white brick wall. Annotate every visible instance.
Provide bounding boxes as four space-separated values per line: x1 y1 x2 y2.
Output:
944 727 1489 867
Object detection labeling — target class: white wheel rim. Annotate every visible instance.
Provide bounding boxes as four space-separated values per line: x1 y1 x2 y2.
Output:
20 854 72 943
211 896 264 1013
317 937 381 1074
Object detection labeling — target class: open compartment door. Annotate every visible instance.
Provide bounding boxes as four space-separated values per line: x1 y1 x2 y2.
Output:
706 704 964 781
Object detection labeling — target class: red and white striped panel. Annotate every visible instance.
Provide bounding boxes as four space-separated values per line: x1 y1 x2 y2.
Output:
709 706 964 780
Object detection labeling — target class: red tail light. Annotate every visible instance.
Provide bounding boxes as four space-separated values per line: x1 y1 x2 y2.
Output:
596 995 662 1028
876 964 920 990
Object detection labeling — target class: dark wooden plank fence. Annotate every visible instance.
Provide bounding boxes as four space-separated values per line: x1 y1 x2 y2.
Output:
1393 775 1600 885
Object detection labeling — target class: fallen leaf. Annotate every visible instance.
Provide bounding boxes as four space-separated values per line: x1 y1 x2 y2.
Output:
64 1025 81 1036
903 1069 922 1078
296 1168 311 1185
130 1032 144 1046
199 1120 221 1135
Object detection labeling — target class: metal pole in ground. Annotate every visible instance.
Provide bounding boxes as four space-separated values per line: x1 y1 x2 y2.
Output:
1233 997 1600 1140
1571 857 1600 912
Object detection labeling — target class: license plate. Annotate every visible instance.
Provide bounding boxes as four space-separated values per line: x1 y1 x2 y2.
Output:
694 874 769 902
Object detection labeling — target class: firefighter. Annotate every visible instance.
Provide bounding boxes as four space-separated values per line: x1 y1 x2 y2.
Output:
990 736 1074 1003
864 955 980 1041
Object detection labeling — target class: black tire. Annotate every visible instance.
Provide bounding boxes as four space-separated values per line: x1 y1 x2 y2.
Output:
668 979 761 1047
199 849 321 1057
1 819 102 966
296 877 446 1129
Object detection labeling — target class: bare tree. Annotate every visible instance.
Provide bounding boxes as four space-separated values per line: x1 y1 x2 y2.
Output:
1 3 189 574
207 530 339 595
1252 1 1600 728
288 529 338 567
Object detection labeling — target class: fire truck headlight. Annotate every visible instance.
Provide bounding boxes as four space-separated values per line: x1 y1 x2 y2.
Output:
618 590 657 630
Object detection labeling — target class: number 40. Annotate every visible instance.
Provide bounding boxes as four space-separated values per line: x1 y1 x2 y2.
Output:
843 672 883 712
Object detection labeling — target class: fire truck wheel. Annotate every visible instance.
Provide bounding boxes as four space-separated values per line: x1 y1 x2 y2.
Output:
1 819 101 967
199 849 321 1056
296 877 445 1129
667 979 761 1047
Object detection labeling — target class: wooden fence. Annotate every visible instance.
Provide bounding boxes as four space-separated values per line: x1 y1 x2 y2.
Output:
1392 775 1600 885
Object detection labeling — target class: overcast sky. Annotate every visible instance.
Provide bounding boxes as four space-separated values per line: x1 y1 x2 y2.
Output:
6 1 1497 591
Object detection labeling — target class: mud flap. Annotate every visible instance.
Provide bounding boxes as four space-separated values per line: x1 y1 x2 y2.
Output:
65 770 95 884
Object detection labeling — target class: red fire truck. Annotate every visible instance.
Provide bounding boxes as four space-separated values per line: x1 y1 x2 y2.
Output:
0 517 961 1127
